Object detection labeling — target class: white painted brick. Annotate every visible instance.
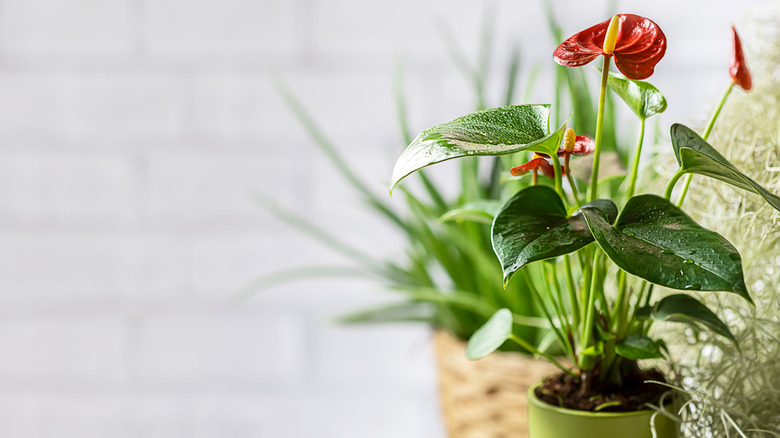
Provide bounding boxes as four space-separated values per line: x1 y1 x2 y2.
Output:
262 393 443 438
312 324 436 390
187 73 309 144
136 314 303 388
0 317 128 389
0 72 73 140
0 394 191 438
133 232 342 304
0 71 183 143
0 151 141 231
143 0 296 57
61 71 185 142
0 0 135 57
145 150 296 231
0 235 137 310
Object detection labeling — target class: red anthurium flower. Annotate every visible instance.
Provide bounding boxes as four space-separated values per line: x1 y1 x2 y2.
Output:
538 132 596 158
510 156 564 179
729 26 752 91
553 14 667 80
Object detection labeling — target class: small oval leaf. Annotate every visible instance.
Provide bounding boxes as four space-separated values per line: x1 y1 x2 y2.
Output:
581 195 751 303
615 334 664 360
652 294 737 344
390 105 568 191
440 200 503 224
672 124 780 212
466 308 514 360
607 72 667 119
491 186 617 285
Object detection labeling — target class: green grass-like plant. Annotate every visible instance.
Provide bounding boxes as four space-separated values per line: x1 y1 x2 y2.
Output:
251 2 621 352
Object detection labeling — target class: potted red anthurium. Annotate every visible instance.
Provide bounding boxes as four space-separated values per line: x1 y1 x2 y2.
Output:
389 14 769 438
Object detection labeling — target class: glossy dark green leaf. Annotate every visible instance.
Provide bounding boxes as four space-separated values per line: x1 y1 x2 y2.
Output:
580 194 751 303
390 105 567 191
466 308 513 360
606 72 667 119
440 200 503 224
671 124 780 212
615 334 664 360
492 186 617 285
652 294 736 344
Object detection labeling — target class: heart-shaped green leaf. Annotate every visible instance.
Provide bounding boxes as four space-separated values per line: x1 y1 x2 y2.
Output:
652 294 736 344
466 308 513 360
607 73 667 119
440 200 503 224
580 194 751 303
615 334 664 360
671 123 780 212
492 186 617 285
390 105 568 191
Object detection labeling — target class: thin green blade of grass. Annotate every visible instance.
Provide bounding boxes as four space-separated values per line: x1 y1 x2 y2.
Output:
475 0 496 110
393 57 448 211
272 77 410 231
435 19 482 108
504 46 521 106
234 265 373 302
391 285 551 329
338 302 434 324
254 192 379 268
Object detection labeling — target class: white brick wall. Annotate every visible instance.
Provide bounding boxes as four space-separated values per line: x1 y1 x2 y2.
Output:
0 0 773 436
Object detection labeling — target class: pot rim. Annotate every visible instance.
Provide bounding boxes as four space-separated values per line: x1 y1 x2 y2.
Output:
528 383 657 418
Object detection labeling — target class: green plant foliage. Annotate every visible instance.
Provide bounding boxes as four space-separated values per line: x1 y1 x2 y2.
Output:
439 200 502 224
671 123 780 212
651 294 736 344
390 105 568 191
606 72 667 120
581 195 750 302
615 334 664 360
491 186 616 284
465 308 514 360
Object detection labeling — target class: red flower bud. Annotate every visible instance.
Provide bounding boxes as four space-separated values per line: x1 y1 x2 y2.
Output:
729 26 752 91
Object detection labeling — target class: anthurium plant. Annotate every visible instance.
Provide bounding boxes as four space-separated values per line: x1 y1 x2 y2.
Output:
390 14 773 411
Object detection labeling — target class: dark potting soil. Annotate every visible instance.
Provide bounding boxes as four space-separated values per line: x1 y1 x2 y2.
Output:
534 368 668 412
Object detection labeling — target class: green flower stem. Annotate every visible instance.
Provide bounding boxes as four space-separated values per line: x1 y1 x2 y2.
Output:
564 155 582 208
550 153 568 210
509 334 576 377
579 250 603 371
625 117 646 199
564 255 580 326
548 262 574 354
588 55 612 203
527 272 574 362
664 168 687 200
676 82 735 207
612 270 628 335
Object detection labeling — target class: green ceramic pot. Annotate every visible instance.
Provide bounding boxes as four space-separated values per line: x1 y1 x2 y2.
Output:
527 385 676 438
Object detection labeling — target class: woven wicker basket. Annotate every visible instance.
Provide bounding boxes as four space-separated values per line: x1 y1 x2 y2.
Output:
433 330 560 438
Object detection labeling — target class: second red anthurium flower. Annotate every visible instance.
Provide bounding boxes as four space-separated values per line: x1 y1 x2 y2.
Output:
553 14 667 80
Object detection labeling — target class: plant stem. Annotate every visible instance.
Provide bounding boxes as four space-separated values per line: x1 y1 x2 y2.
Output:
532 168 538 186
625 117 646 199
676 82 735 207
664 168 687 200
564 155 582 208
588 56 612 203
510 334 576 377
613 270 628 334
564 255 580 326
550 153 568 209
579 250 602 371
